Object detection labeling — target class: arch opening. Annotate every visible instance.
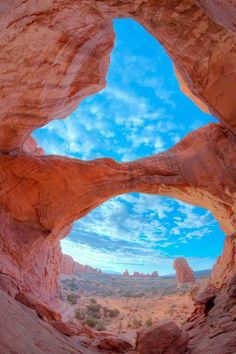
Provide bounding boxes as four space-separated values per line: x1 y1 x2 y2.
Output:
33 19 225 276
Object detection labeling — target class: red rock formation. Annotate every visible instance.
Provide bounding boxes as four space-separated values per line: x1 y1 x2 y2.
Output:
136 320 189 354
0 288 94 353
0 2 235 352
150 271 159 278
193 0 236 32
0 123 235 305
185 275 236 354
60 253 100 275
210 234 236 288
15 292 61 322
0 0 235 304
174 258 196 286
1 0 236 154
97 336 133 352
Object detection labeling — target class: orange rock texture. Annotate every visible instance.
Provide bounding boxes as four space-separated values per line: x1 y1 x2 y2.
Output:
0 1 236 353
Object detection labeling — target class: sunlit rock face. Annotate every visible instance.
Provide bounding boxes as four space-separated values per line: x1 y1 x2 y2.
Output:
0 1 235 347
174 257 196 286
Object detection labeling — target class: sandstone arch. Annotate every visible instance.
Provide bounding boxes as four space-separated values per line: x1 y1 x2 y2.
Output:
0 1 235 309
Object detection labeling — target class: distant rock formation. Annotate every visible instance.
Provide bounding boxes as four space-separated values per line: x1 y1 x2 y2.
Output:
60 253 101 276
123 270 129 277
174 258 196 286
122 270 159 278
150 271 159 278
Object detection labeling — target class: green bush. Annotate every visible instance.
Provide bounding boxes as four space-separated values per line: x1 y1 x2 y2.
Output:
83 316 97 328
145 318 153 327
67 293 79 305
131 317 142 329
86 303 101 319
68 278 79 291
102 306 109 316
107 308 120 318
74 308 86 320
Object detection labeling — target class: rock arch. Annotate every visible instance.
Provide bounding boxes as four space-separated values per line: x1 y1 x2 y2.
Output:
0 0 235 306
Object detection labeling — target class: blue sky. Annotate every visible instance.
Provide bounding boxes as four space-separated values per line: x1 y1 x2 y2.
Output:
33 19 225 275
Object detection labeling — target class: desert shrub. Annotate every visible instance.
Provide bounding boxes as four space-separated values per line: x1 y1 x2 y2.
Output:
74 308 86 320
67 293 79 305
107 308 120 318
131 317 142 329
86 303 102 319
90 298 97 304
95 320 106 331
118 321 123 332
102 306 109 316
145 318 153 327
83 315 97 328
68 278 79 291
127 322 132 329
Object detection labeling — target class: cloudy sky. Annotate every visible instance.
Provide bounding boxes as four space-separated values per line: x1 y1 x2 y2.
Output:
34 19 225 275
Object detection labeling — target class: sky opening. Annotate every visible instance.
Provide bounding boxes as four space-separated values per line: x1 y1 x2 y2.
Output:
33 19 225 275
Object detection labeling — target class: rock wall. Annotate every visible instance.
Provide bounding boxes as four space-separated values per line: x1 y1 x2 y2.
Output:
0 0 235 308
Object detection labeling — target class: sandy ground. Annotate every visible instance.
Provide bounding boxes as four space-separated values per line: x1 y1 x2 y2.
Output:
60 291 194 343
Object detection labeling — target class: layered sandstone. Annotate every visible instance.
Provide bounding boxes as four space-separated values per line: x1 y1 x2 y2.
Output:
185 275 236 354
0 123 235 304
174 258 196 286
0 1 235 353
1 0 236 155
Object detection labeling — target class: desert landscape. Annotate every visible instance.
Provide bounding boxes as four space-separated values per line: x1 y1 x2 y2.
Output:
59 266 209 338
0 1 236 354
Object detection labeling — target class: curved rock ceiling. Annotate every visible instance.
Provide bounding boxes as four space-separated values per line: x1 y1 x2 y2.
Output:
0 0 235 305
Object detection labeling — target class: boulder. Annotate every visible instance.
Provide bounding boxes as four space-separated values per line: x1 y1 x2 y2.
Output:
136 320 189 354
15 292 61 322
49 320 81 337
97 336 133 353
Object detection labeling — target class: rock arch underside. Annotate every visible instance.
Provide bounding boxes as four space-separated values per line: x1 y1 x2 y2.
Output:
0 1 236 353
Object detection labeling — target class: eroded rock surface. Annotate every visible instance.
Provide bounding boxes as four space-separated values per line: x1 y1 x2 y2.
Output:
0 1 236 354
174 257 196 286
185 275 236 354
1 0 236 154
0 288 95 354
0 123 235 305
